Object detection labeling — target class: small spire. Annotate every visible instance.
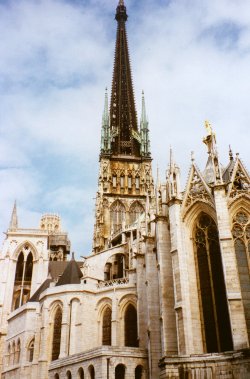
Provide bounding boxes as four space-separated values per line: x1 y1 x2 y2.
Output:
169 146 174 172
229 145 233 161
9 200 18 230
116 0 127 22
100 88 111 155
119 0 124 5
140 91 151 157
71 252 75 261
191 151 195 162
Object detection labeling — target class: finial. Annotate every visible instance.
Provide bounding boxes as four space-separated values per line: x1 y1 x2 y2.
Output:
205 120 213 135
191 151 195 162
141 90 147 123
71 252 75 260
116 0 127 21
9 200 18 230
119 0 124 5
229 145 233 161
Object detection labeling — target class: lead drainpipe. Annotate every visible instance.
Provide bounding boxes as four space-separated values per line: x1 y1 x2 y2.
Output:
107 357 110 379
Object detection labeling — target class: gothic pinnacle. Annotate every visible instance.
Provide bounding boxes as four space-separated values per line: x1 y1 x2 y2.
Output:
9 200 18 230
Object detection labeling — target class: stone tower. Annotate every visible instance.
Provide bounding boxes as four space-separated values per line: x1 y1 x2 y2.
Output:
93 0 154 253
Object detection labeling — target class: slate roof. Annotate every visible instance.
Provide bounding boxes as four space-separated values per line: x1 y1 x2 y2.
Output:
29 278 53 302
55 258 83 286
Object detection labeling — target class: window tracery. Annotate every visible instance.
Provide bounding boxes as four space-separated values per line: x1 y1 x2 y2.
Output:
110 200 125 233
12 247 33 310
28 339 34 362
129 202 144 225
124 304 138 347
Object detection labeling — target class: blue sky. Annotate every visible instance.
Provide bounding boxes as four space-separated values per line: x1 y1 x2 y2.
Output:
1 0 250 257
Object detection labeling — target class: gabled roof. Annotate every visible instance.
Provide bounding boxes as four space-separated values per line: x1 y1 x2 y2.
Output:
29 278 53 302
55 258 83 286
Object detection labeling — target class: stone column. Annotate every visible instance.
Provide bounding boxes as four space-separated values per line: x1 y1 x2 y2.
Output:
214 185 249 349
59 303 69 358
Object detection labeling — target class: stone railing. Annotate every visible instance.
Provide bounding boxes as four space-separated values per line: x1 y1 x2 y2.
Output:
97 277 129 289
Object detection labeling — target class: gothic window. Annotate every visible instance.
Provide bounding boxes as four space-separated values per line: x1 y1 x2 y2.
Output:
7 343 11 366
128 176 132 189
51 307 62 361
24 252 33 281
88 365 95 379
12 248 33 310
11 341 15 365
78 367 84 379
66 371 72 379
102 307 112 345
110 200 125 233
115 364 126 379
28 339 34 362
135 365 143 379
120 176 125 188
232 210 250 339
124 304 138 347
15 339 21 364
54 375 59 379
194 213 233 353
135 176 140 190
129 202 144 225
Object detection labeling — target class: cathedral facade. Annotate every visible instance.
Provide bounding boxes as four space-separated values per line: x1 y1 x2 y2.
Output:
1 1 250 378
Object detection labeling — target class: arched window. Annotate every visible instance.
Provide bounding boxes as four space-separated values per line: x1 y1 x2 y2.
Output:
129 202 144 225
102 307 112 345
15 339 21 364
7 343 11 366
51 307 62 361
78 367 84 379
66 371 72 379
11 341 15 365
88 365 95 379
232 210 250 340
135 365 143 379
124 304 138 347
194 213 233 352
12 248 33 310
115 364 126 379
110 200 125 233
54 374 60 379
28 339 34 362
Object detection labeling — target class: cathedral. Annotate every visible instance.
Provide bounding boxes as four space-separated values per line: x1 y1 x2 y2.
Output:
1 1 250 378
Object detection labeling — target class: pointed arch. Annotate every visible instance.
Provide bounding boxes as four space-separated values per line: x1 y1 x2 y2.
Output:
27 338 34 362
135 365 143 379
51 306 62 361
110 200 126 233
24 252 33 281
88 365 95 379
193 212 233 353
231 209 250 340
77 367 84 379
129 201 144 225
124 304 138 347
102 306 112 346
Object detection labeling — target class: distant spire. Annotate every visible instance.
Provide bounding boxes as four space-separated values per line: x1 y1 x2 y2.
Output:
9 200 18 230
229 145 233 161
100 88 111 155
140 91 151 157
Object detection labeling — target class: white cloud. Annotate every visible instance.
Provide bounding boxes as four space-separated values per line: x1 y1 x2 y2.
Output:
0 0 250 257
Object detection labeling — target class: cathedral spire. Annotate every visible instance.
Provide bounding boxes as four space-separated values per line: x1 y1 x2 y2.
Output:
109 0 140 156
140 91 151 157
9 200 18 230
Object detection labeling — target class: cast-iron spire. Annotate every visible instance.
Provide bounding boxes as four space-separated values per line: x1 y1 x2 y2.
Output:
109 0 140 156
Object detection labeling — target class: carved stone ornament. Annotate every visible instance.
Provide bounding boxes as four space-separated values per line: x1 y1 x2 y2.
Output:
230 163 250 199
